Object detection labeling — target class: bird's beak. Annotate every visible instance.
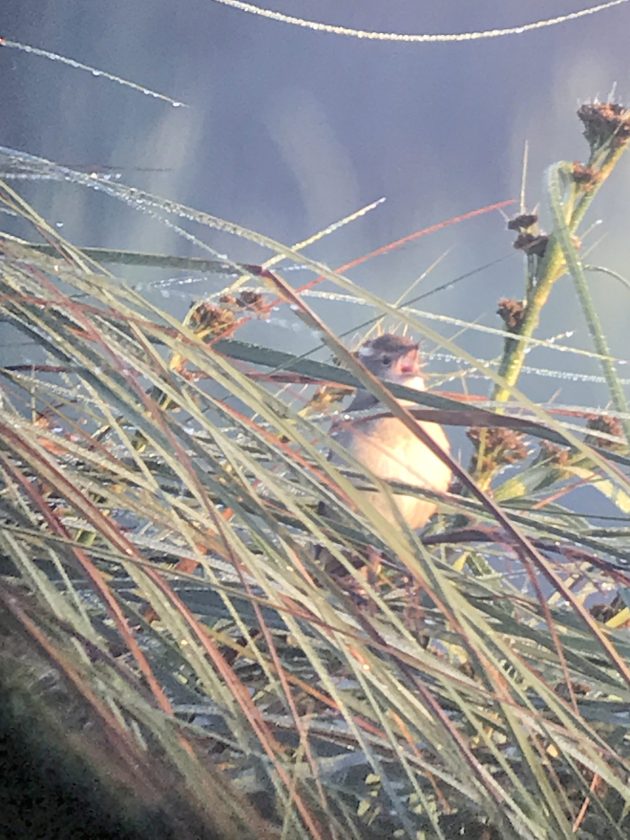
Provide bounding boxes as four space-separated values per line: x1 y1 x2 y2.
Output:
393 347 420 376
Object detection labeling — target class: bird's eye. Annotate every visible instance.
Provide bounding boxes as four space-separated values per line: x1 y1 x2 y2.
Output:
381 355 392 367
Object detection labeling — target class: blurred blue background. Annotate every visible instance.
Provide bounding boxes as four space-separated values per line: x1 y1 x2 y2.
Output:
1 1 629 413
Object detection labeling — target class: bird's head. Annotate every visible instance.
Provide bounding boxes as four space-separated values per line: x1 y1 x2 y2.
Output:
356 333 424 387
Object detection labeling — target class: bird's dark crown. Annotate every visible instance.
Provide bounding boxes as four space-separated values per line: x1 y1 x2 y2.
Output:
360 333 419 357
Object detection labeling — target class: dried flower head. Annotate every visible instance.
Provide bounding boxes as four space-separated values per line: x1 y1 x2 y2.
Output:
513 232 549 258
578 102 630 152
497 298 526 332
188 301 235 336
219 289 266 314
536 440 571 469
571 162 600 190
468 426 529 472
585 413 625 449
237 289 265 312
507 213 538 232
305 385 350 414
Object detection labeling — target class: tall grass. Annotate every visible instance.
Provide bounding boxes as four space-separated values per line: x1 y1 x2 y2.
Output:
1 103 629 838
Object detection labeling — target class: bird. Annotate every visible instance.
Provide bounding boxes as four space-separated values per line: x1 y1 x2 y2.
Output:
326 333 451 541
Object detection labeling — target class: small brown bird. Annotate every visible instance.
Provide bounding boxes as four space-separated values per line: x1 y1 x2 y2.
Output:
328 333 451 532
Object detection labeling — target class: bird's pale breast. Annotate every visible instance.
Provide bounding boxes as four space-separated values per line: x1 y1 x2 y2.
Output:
331 416 451 529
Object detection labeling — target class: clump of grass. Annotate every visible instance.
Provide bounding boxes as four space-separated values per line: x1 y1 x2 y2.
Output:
1 104 630 838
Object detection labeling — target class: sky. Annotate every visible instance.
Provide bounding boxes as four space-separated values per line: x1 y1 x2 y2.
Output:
1 0 630 410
